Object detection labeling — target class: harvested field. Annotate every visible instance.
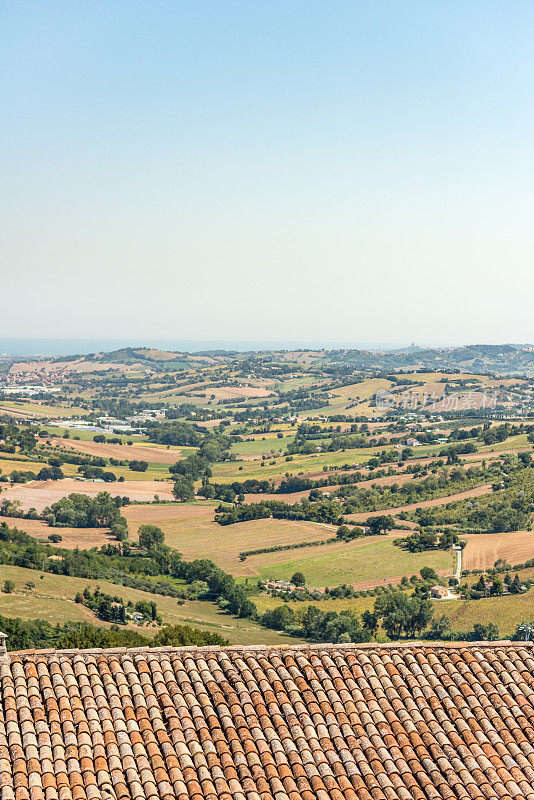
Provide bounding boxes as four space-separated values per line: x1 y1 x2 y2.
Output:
123 503 335 577
46 436 188 464
2 478 175 512
0 516 112 549
462 530 534 571
345 483 493 523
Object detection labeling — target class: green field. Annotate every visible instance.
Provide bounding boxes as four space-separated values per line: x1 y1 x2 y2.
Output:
479 434 530 452
230 435 296 457
0 456 78 477
0 565 302 646
251 538 454 587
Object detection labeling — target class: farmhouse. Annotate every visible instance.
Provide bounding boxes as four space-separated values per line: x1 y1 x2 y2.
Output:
430 585 458 600
261 579 305 592
0 640 533 800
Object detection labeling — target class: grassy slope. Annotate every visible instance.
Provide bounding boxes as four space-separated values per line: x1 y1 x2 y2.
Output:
0 564 302 646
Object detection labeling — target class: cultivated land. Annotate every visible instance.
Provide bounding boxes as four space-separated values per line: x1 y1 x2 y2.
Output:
344 484 494 523
249 536 454 587
46 436 191 464
0 516 112 549
0 344 533 644
123 502 337 577
462 530 534 571
2 478 175 512
254 586 534 638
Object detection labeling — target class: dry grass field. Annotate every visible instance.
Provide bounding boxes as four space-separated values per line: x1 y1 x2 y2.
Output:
462 530 534 571
123 502 336 577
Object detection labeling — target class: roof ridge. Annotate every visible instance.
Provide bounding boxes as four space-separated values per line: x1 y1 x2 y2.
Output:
6 638 527 659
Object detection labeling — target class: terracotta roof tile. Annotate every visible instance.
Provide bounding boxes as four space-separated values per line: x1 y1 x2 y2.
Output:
0 643 533 799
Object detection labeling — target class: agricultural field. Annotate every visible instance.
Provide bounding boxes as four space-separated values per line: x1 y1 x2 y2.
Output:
0 516 111 549
248 536 454 587
462 530 534 571
45 436 192 464
0 345 533 645
123 502 337 577
1 478 175 512
253 585 534 638
345 484 494 523
229 435 295 457
0 400 89 418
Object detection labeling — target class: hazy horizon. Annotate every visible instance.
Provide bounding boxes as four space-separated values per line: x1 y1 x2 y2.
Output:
0 337 532 358
2 2 534 343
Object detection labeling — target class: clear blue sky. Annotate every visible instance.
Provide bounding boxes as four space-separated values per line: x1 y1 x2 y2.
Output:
2 1 533 346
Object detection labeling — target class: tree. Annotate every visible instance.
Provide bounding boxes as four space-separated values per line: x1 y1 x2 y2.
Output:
291 571 306 587
419 566 439 583
173 477 195 502
429 614 451 639
361 610 379 635
374 591 433 638
129 460 148 472
113 525 128 542
138 525 165 550
37 466 64 481
473 622 499 641
490 577 503 596
366 515 395 536
3 580 15 594
510 574 523 594
262 605 294 631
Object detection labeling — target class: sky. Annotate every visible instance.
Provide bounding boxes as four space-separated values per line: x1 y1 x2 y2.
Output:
2 1 534 349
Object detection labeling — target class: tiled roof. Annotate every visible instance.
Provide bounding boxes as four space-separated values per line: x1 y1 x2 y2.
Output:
1 641 534 800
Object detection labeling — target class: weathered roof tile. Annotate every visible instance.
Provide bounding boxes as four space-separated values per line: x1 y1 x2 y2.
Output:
0 642 533 799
